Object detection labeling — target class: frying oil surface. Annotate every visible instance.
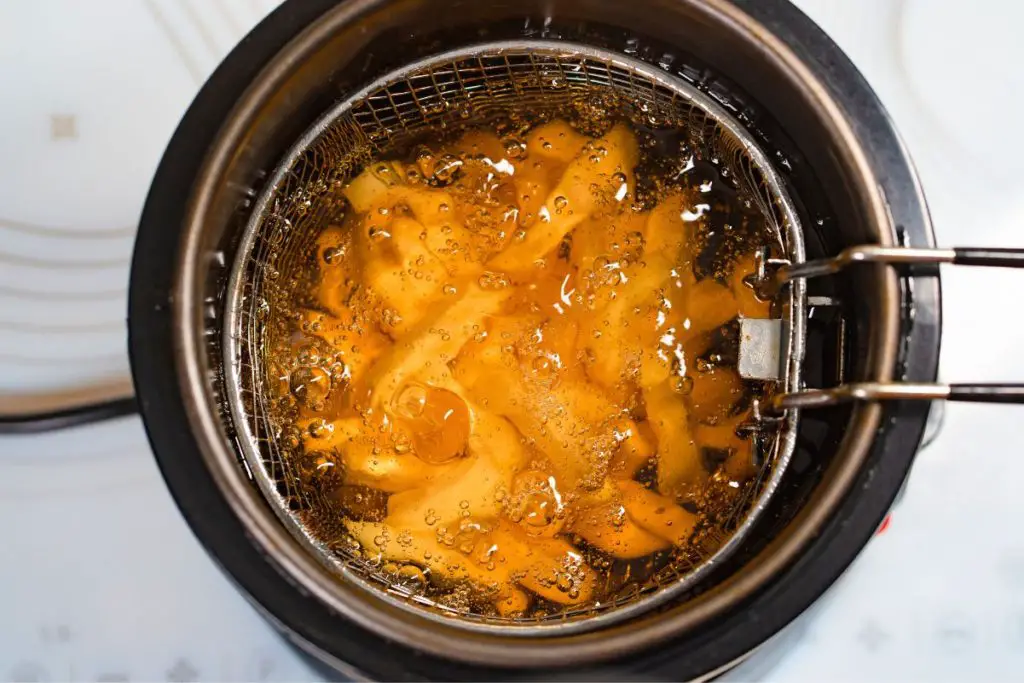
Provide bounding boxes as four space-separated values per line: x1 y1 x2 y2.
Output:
265 112 777 620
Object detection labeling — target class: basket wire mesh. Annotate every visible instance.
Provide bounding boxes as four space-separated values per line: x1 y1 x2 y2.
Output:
223 41 806 633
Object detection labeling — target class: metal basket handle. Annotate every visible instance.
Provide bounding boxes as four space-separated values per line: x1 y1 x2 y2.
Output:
768 245 1024 411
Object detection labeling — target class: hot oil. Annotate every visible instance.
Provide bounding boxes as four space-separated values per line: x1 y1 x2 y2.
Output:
261 103 779 621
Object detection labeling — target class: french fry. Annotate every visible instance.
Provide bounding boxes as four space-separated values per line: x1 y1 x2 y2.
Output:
490 123 640 273
681 278 739 339
344 162 479 271
569 478 696 557
578 253 666 391
724 445 758 482
390 187 483 271
488 520 597 604
644 380 705 496
696 413 759 482
297 309 389 387
347 520 520 603
343 162 405 213
570 499 670 559
366 283 512 409
644 191 699 266
570 209 648 279
441 131 519 216
687 365 745 425
645 196 744 343
349 517 596 607
364 230 448 336
616 479 697 545
301 417 457 493
572 201 702 397
695 418 747 454
608 418 656 479
386 454 503 527
387 409 526 528
454 312 642 489
314 223 362 317
450 332 512 409
525 120 589 164
513 163 554 232
496 587 531 617
507 379 621 488
456 333 623 488
398 185 456 225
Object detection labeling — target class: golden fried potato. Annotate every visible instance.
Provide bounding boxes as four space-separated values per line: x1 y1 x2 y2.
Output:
696 413 759 482
347 520 522 605
366 284 512 409
297 309 389 388
525 120 589 164
399 185 456 225
343 163 482 270
724 448 758 482
608 418 656 480
570 499 670 559
513 162 554 231
393 187 486 271
504 468 568 538
688 365 745 425
538 310 580 367
695 418 747 454
570 208 648 278
301 417 457 493
387 455 504 528
644 191 700 267
441 131 520 219
505 256 574 317
343 162 405 213
577 253 665 392
454 321 624 488
569 477 696 557
491 123 640 273
387 409 526 528
508 380 621 488
364 232 448 336
350 517 595 607
315 225 359 317
488 520 597 605
572 201 707 397
682 278 739 338
615 479 697 545
496 587 531 617
643 381 705 497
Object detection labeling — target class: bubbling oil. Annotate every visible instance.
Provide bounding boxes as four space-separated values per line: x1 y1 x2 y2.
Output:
263 105 778 620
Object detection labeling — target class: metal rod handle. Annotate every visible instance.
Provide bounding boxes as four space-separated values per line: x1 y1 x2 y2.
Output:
774 382 1024 411
948 383 1024 403
952 247 1024 269
777 245 1024 284
764 244 1024 414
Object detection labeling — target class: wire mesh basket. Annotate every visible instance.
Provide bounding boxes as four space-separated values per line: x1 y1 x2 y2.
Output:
223 41 806 633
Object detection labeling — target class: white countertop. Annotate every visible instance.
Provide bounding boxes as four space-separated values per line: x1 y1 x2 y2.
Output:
3 0 1024 680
